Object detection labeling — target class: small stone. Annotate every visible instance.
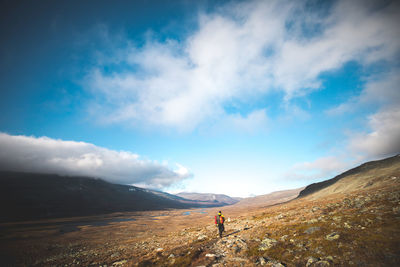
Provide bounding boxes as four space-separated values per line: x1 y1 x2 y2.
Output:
304 227 321 234
155 248 163 252
258 237 277 250
326 232 340 241
306 257 318 267
315 260 330 266
312 206 319 212
344 222 351 229
258 257 267 265
112 260 127 266
198 234 207 241
168 254 175 258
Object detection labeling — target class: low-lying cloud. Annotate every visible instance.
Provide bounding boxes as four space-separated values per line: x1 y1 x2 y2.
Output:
0 133 191 189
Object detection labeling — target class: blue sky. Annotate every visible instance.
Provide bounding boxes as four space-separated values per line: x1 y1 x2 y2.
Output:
0 0 399 197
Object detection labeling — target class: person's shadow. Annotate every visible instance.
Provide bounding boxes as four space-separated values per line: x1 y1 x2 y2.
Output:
223 230 240 237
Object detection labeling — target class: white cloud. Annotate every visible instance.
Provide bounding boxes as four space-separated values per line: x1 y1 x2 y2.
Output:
84 0 399 131
349 106 400 158
287 103 400 182
285 156 351 181
323 64 400 161
327 71 400 116
0 133 191 189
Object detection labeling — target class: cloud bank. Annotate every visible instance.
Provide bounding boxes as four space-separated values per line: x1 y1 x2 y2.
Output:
86 0 399 132
0 133 191 189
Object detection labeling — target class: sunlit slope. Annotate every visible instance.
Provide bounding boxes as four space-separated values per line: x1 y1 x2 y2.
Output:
299 154 400 199
234 187 304 207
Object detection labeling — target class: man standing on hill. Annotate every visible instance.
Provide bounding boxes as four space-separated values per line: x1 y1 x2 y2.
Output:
215 211 225 238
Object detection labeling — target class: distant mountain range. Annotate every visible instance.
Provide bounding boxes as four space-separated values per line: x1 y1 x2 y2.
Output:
176 192 241 206
2 154 398 223
0 171 225 222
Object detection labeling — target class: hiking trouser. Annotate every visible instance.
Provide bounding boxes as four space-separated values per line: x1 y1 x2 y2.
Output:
218 224 224 238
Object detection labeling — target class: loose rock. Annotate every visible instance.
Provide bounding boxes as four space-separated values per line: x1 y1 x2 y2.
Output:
258 238 277 251
326 232 340 241
304 227 321 234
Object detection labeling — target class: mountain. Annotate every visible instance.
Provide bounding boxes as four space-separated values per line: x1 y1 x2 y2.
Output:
147 189 228 207
233 187 304 207
176 192 239 205
0 171 218 222
298 154 400 199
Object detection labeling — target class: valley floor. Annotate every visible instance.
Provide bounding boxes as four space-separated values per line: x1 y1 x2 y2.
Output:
1 177 400 266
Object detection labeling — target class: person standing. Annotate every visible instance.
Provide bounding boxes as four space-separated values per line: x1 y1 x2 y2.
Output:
215 211 225 238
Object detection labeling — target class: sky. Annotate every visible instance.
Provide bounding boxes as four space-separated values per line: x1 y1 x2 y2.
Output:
0 0 399 197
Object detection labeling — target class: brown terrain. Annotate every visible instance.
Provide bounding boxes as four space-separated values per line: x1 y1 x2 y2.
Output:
1 155 399 266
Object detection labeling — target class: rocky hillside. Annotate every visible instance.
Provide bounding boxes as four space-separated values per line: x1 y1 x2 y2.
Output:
128 155 400 266
176 192 239 205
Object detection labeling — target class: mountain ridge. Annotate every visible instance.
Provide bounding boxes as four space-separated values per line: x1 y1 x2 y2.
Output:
176 192 240 205
298 154 400 198
0 171 226 222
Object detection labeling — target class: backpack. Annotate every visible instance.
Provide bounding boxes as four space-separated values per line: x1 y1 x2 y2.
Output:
215 215 224 225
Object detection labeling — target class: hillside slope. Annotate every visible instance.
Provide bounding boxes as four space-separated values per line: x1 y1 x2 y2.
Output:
0 171 194 222
234 187 304 207
298 154 400 199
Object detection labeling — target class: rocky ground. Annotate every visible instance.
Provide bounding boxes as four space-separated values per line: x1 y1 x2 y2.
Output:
1 176 399 266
